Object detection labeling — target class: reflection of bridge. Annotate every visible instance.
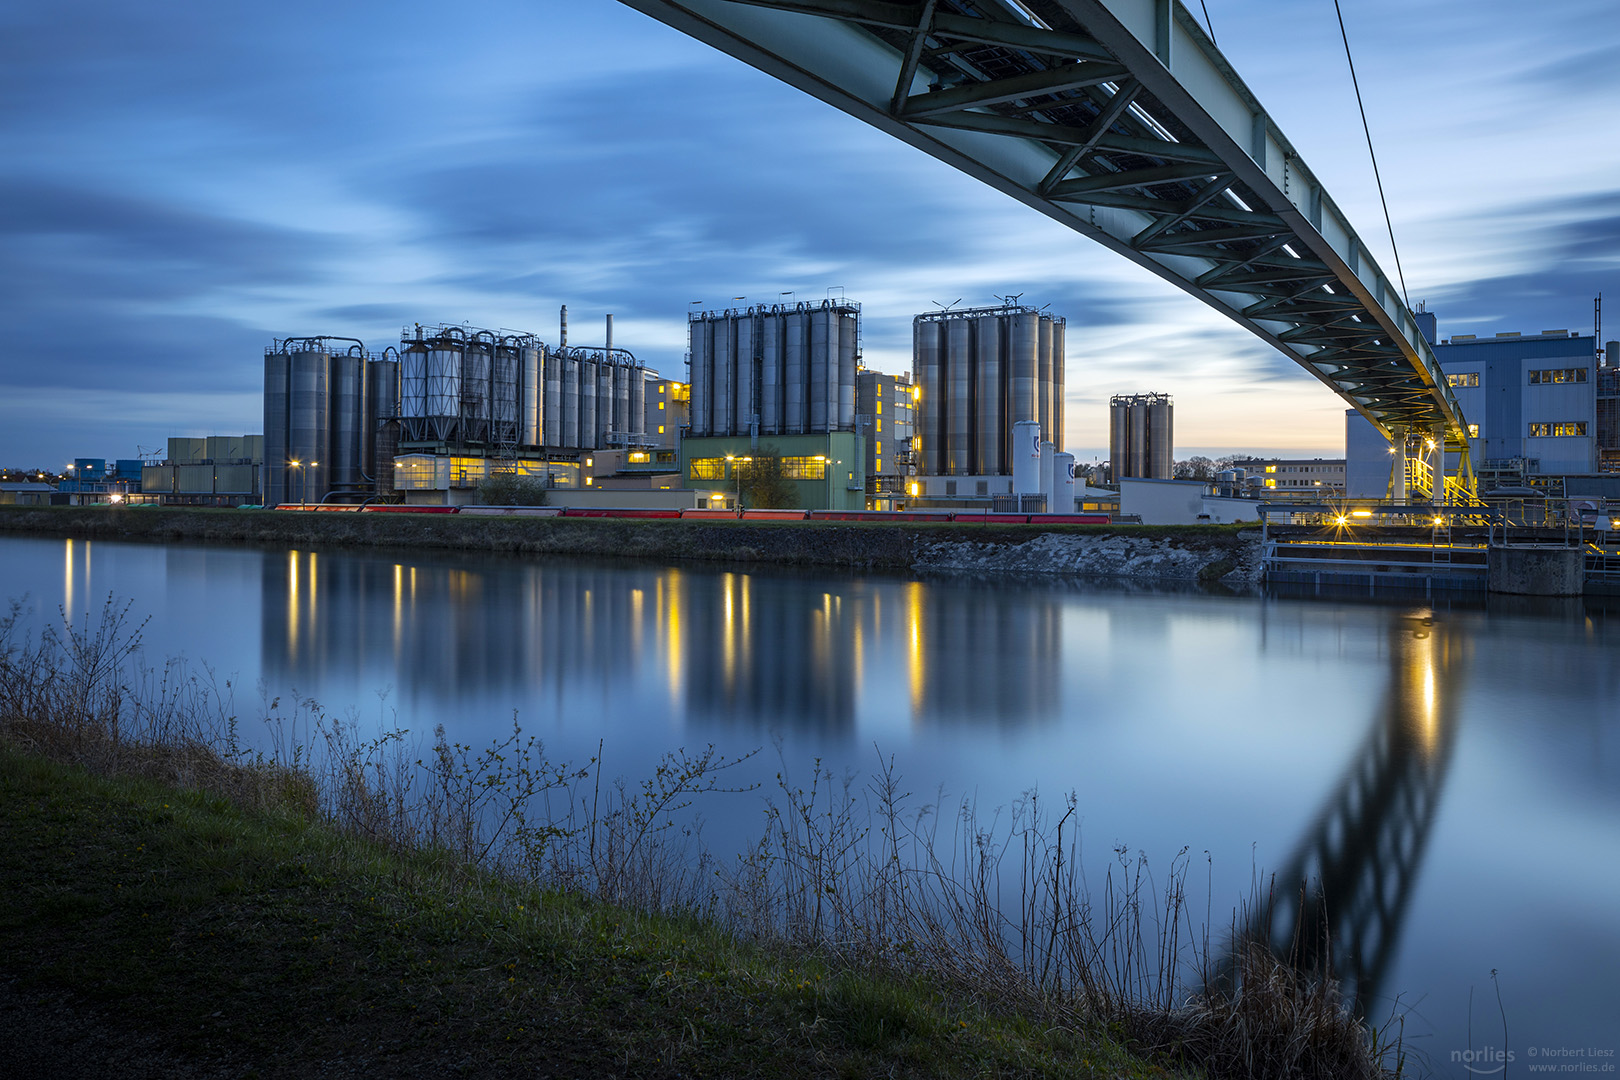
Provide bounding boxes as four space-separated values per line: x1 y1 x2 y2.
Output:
1227 611 1462 1015
619 0 1475 486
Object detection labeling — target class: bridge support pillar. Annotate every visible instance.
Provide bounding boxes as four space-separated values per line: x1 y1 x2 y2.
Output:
1389 427 1408 505
1431 425 1448 507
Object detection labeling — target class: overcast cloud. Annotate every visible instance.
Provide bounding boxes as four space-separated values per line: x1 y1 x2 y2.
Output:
4 0 1619 465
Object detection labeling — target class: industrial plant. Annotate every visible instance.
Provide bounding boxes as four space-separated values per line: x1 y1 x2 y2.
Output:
1109 392 1174 481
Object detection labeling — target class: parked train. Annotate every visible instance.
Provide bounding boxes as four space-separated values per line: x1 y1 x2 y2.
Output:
271 504 1111 525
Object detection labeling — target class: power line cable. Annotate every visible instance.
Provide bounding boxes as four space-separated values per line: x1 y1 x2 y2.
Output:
1333 0 1409 311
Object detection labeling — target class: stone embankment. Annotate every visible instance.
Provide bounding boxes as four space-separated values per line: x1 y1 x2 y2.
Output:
0 507 1261 585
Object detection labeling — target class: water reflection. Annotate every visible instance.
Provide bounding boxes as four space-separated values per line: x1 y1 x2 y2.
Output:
1243 607 1464 1015
258 551 1066 730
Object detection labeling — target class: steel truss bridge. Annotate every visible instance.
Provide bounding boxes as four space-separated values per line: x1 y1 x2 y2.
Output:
619 0 1477 492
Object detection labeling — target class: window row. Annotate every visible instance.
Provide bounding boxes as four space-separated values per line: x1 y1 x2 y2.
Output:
1446 372 1479 388
1528 422 1587 437
1529 368 1588 384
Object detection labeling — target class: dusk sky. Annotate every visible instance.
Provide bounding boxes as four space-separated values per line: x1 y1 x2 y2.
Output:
4 0 1619 468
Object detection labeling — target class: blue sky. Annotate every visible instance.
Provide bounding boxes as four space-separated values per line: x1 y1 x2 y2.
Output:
4 0 1619 467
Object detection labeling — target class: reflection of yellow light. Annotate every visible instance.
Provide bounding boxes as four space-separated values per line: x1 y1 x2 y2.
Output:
64 538 74 618
666 570 683 700
288 550 299 654
393 564 403 657
906 581 924 718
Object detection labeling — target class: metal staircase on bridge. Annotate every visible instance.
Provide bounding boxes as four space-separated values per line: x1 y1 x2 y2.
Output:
618 0 1478 492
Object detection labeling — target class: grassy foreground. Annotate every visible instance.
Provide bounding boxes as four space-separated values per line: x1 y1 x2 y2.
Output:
0 747 1178 1080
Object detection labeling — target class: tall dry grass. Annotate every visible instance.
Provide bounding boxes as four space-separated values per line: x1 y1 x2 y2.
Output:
0 594 1402 1080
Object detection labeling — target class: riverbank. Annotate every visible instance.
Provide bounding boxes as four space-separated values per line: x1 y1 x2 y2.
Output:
0 748 1173 1080
0 507 1260 584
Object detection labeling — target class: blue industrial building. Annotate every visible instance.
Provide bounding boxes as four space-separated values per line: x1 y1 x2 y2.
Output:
1347 311 1612 496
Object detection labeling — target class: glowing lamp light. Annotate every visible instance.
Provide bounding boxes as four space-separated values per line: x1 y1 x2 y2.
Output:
1351 510 1374 518
1335 516 1349 526
908 482 920 497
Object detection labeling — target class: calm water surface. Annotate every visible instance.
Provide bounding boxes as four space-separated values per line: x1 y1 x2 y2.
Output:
4 535 1617 1072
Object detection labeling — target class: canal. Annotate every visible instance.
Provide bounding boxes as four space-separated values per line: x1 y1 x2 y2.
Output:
3 534 1616 1072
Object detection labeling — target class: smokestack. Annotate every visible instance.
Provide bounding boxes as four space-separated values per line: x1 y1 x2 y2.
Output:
606 313 614 355
560 305 568 348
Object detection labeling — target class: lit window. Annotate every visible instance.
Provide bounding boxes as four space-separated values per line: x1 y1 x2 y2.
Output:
689 457 726 480
1265 465 1276 473
876 401 882 414
876 419 882 433
585 477 593 486
585 457 593 467
1447 372 1479 388
659 401 665 410
876 457 882 471
1468 424 1480 437
658 425 665 434
875 441 881 455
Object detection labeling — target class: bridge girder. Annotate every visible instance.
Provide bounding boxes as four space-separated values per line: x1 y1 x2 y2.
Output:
616 0 1475 456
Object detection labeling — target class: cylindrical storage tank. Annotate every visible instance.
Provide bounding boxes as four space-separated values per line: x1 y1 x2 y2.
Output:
1039 440 1055 513
837 312 857 432
579 358 598 450
328 352 363 490
542 349 561 448
368 358 399 482
1148 398 1173 479
809 309 832 433
561 355 580 448
1010 312 1038 426
1011 419 1042 495
612 361 630 442
946 318 973 475
628 363 645 439
263 351 290 506
784 311 807 434
713 318 734 437
491 344 520 446
735 316 755 434
1052 318 1066 450
1054 452 1077 513
426 340 462 442
358 356 374 481
1128 401 1148 478
462 340 493 443
1110 399 1129 479
1038 317 1054 445
689 319 711 437
761 314 782 434
289 350 330 502
915 319 943 476
974 315 1002 476
400 344 428 441
521 347 541 447
597 359 614 447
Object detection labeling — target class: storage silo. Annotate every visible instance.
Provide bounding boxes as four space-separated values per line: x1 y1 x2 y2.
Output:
784 309 807 435
837 310 856 432
543 350 562 448
1037 317 1053 447
916 318 944 476
400 342 428 441
328 351 364 490
597 359 614 447
1011 420 1041 497
520 346 541 448
462 337 493 444
368 355 399 478
734 316 755 435
490 341 519 449
1053 452 1077 514
289 349 331 501
579 357 598 450
613 360 631 443
809 308 831 433
713 318 733 436
946 318 973 475
974 315 1002 476
689 319 711 437
1010 311 1038 428
760 312 782 435
561 354 580 448
426 336 461 442
1052 319 1066 450
628 359 645 440
263 350 290 506
1147 395 1172 479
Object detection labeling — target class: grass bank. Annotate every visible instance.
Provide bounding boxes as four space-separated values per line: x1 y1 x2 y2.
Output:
0 748 1172 1079
0 505 1253 575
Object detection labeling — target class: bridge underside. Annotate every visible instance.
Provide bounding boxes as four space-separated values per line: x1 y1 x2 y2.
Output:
619 0 1474 460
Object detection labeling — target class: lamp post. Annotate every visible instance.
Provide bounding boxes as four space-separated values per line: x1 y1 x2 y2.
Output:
726 454 752 509
288 460 301 505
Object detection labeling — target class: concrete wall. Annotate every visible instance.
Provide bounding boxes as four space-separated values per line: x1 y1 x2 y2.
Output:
1119 477 1210 524
543 488 701 510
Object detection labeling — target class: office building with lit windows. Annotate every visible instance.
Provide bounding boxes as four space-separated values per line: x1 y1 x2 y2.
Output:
1347 311 1605 495
855 368 915 506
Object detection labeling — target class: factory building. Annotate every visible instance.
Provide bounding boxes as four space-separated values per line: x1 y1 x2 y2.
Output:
680 301 867 510
1345 312 1615 496
140 436 264 506
263 312 650 506
855 368 915 507
1109 393 1173 481
645 373 688 452
1247 458 1346 494
912 304 1065 477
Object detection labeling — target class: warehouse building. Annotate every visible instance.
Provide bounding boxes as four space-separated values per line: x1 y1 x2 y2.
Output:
141 436 264 506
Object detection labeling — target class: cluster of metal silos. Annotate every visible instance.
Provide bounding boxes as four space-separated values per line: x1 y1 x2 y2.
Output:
913 305 1065 476
397 322 643 452
263 338 399 505
1109 392 1174 480
688 300 859 437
